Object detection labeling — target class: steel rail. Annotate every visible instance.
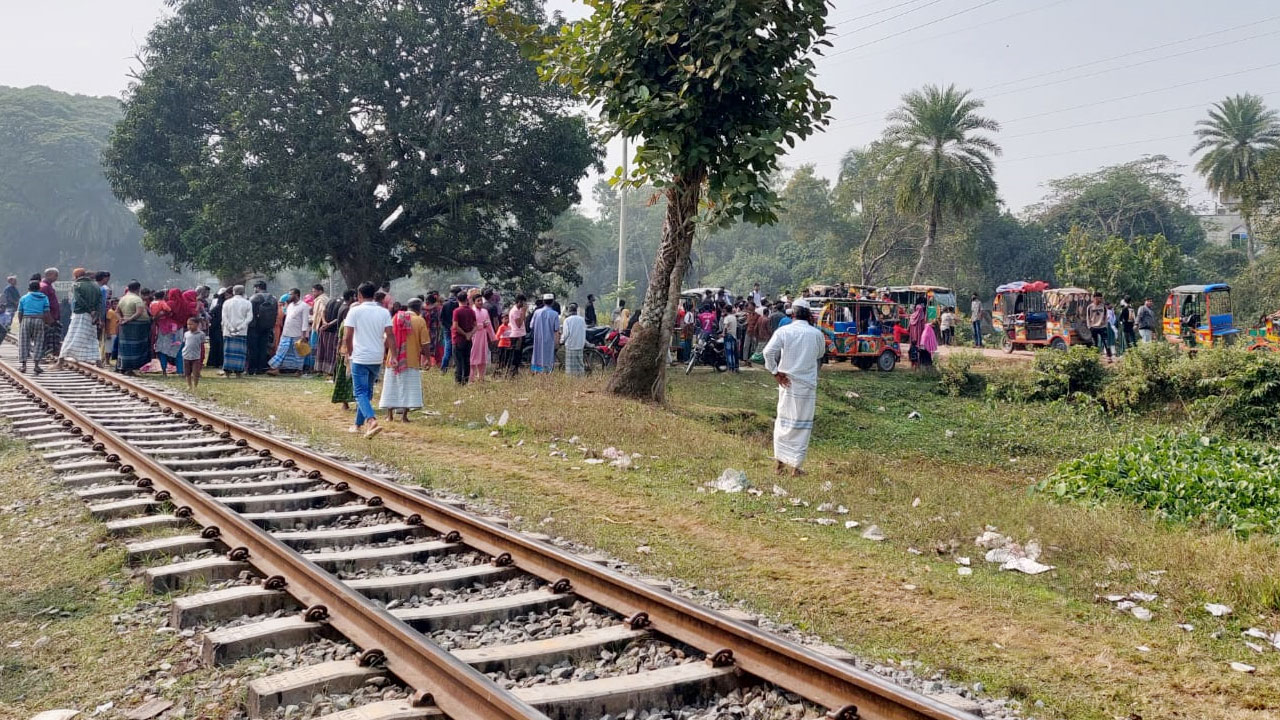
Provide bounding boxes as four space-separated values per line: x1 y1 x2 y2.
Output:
67 362 978 720
0 360 551 720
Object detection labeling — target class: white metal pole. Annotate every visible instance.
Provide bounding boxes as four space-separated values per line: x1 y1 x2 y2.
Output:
617 136 628 308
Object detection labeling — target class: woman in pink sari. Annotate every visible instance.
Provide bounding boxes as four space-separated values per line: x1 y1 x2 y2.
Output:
468 291 496 382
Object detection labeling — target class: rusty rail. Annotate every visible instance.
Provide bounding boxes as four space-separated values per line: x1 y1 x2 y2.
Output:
62 361 978 720
0 359 551 720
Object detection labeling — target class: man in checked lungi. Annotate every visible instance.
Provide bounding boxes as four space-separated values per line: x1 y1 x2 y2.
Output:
762 301 827 477
58 268 104 367
38 267 61 361
561 303 586 377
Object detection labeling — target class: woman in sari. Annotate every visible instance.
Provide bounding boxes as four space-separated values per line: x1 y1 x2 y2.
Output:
468 291 496 382
379 298 428 422
151 289 184 375
424 292 443 367
907 303 926 370
331 290 357 409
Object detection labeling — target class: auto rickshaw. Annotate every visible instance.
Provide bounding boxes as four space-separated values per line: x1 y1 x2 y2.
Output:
1042 287 1094 350
1162 284 1239 348
808 297 902 371
880 285 957 322
1246 310 1280 351
992 280 1054 352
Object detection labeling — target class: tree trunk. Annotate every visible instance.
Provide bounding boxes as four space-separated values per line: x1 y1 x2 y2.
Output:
335 253 381 291
606 168 705 402
910 198 940 283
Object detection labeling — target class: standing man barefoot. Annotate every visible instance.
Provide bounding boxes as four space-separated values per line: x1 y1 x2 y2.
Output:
762 303 827 476
340 282 393 438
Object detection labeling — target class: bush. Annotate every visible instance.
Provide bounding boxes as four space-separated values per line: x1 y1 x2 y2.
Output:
1028 345 1105 400
1099 341 1179 411
1192 350 1280 440
938 350 985 397
1042 433 1280 536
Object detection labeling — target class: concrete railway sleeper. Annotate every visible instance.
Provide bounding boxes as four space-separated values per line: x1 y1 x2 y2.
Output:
0 347 979 720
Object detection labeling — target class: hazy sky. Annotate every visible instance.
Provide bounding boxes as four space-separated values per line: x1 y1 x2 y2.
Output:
3 0 1277 213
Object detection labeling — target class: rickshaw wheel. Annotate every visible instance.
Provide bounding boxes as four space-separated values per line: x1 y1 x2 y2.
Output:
1049 337 1068 351
877 350 897 372
1001 336 1014 354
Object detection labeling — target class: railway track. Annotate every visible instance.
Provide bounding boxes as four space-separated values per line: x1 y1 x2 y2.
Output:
0 347 980 720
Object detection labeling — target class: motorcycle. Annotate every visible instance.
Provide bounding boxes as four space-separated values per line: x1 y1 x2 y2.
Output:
685 332 728 374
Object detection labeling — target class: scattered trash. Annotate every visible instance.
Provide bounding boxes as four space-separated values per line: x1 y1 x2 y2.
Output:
907 410 921 419
911 497 921 508
452 399 463 405
844 520 861 529
956 556 971 566
844 391 860 399
1177 623 1194 632
907 547 923 555
861 525 886 541
1131 607 1153 621
1245 641 1266 654
584 458 605 465
609 456 634 470
836 505 849 514
817 502 835 512
497 410 510 427
746 488 764 496
1136 645 1151 652
485 413 496 425
957 567 973 576
771 484 789 497
1000 557 1055 575
877 406 886 412
1205 603 1233 617
1242 627 1280 651
1130 591 1158 602
1114 600 1136 611
708 469 749 493
821 480 833 492
602 447 625 460
1230 662 1256 673
568 435 581 445
92 703 114 717
516 439 525 447
636 545 652 555
489 430 500 437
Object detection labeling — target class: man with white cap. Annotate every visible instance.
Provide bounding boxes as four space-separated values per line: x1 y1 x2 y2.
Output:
530 294 561 373
762 299 827 476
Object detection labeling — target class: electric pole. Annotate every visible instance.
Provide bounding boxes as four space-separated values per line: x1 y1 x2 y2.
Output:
617 136 627 308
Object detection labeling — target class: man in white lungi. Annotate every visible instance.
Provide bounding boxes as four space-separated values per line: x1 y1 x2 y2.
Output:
58 268 104 366
763 302 827 476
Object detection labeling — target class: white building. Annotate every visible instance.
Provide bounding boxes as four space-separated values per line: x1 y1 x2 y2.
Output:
1197 196 1249 251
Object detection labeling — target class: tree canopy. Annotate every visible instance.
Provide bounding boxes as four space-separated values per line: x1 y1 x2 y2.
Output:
105 0 601 287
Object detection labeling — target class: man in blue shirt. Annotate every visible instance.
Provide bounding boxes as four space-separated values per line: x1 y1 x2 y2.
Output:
17 279 51 374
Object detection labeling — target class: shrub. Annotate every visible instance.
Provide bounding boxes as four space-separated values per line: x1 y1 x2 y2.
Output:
1192 350 1280 440
938 350 985 397
1042 433 1280 536
1100 341 1180 411
1028 345 1105 400
985 366 1038 402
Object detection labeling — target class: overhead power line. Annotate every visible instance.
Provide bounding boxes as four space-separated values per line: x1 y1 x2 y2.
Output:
826 0 1005 58
831 0 941 28
826 13 1280 129
1000 90 1280 141
832 0 949 36
1001 133 1189 164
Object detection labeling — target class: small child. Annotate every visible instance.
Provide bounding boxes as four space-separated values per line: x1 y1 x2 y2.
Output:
495 313 512 371
104 299 120 364
181 317 206 391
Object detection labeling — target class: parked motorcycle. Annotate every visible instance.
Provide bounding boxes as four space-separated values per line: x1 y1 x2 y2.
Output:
685 333 728 374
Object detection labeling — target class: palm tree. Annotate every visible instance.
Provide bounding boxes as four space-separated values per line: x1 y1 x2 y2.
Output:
1192 93 1280 260
885 84 1001 283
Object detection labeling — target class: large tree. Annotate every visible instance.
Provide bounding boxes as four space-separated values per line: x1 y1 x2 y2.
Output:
487 0 832 401
105 0 600 287
833 143 923 285
884 84 1001 284
1192 93 1280 260
1029 155 1205 255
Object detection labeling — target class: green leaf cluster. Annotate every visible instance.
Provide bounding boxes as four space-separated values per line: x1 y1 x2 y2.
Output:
486 0 833 227
1055 228 1184 303
1043 433 1280 537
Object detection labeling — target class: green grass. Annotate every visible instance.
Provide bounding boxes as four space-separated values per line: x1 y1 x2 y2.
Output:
161 365 1280 720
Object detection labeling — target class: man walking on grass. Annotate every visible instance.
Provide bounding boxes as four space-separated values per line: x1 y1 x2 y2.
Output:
763 303 827 477
341 282 393 438
969 293 985 348
562 303 586 376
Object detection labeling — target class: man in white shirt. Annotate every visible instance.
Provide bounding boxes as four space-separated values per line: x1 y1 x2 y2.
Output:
341 282 393 437
268 288 312 375
219 285 253 376
561 303 587 377
762 302 827 476
721 307 739 372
